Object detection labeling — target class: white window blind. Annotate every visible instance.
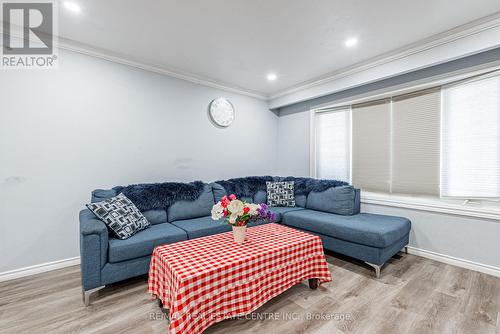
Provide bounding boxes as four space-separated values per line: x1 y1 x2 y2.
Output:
352 99 391 192
392 89 441 195
314 108 351 182
441 73 500 198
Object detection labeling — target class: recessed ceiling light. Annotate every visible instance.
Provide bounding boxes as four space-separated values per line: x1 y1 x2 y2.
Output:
344 37 358 48
64 2 81 13
267 73 277 81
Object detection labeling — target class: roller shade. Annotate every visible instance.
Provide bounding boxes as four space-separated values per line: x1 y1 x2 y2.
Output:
392 89 441 195
352 99 391 192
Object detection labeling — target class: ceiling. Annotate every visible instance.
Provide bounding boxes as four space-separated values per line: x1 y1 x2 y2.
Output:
55 0 500 97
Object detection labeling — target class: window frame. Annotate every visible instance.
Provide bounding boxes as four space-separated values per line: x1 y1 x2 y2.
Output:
309 65 500 212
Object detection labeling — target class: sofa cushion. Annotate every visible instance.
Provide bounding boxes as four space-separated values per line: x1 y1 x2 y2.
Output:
268 206 305 222
282 210 411 248
295 194 307 207
108 223 187 263
142 209 167 225
168 184 215 222
211 182 226 203
306 186 356 215
171 216 231 239
254 190 267 204
171 216 271 239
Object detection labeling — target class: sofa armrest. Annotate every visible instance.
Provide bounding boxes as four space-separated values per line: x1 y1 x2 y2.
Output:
79 209 108 290
81 218 107 236
353 188 361 215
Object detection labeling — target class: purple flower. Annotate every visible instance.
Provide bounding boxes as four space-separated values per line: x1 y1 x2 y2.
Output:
249 203 276 223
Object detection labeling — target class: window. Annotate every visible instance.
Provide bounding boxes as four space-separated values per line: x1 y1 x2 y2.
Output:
313 107 350 182
348 89 441 195
313 72 500 199
441 73 500 198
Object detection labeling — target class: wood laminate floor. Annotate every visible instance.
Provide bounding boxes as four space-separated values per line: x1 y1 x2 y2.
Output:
1 252 499 334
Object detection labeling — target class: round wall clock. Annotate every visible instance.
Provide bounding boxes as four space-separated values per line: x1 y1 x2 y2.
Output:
209 97 235 127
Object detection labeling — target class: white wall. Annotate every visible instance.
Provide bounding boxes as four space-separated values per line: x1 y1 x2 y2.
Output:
276 109 500 274
0 49 278 274
277 111 310 177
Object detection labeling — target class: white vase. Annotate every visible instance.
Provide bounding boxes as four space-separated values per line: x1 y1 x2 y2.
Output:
232 225 246 244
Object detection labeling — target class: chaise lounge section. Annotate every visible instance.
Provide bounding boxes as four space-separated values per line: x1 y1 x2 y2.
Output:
79 176 411 305
281 210 410 276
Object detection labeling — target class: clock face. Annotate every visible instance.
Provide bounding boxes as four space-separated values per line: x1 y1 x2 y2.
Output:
209 98 234 127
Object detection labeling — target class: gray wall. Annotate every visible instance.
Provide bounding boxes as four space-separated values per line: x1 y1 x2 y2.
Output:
0 49 278 273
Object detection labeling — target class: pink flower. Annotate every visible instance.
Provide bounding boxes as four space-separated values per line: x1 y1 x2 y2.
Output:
220 196 230 208
229 194 236 200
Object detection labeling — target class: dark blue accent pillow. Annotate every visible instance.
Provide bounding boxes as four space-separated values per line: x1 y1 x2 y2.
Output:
306 186 356 215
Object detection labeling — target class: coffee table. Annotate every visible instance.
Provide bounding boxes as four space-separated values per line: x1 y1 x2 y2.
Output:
148 223 332 334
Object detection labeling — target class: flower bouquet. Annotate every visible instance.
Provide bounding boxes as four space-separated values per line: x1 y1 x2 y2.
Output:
211 194 277 243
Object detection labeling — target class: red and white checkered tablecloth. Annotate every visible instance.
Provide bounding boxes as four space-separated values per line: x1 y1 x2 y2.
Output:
148 223 332 334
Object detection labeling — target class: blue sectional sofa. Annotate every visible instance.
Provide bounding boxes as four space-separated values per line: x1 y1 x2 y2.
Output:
79 177 411 305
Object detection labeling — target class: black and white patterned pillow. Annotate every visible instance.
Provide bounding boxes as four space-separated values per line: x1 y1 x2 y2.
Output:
86 193 150 240
266 181 295 207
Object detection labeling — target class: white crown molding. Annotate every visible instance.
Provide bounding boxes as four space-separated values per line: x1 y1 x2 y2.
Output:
0 25 268 100
0 257 80 282
3 12 500 106
55 37 269 100
407 246 500 278
60 12 500 105
269 12 500 105
308 61 500 111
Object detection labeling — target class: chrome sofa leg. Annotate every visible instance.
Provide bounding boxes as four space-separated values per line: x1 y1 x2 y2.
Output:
365 262 382 278
82 286 105 306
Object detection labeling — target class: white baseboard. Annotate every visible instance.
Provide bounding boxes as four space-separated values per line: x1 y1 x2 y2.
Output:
0 257 81 282
407 246 500 278
1 247 499 283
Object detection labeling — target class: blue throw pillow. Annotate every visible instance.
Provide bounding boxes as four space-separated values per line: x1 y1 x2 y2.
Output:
306 185 356 215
